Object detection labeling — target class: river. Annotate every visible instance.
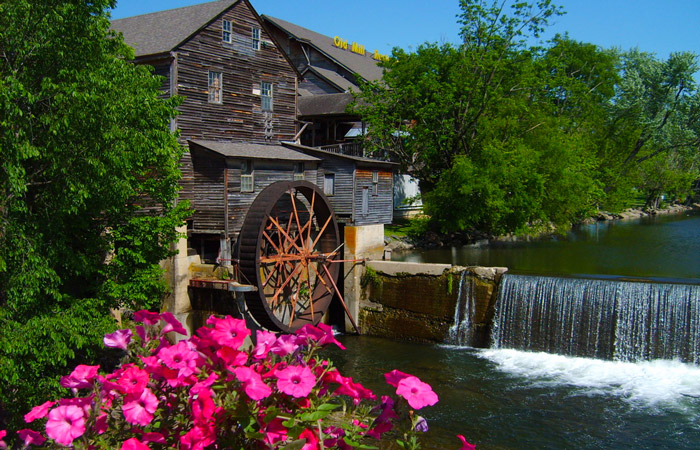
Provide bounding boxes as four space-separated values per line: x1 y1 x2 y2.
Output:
325 336 700 450
393 210 700 282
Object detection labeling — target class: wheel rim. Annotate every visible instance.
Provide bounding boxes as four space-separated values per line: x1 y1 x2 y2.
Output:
238 181 340 332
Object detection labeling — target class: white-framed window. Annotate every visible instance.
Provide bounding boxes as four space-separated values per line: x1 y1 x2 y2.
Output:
372 171 379 196
208 71 222 104
324 173 335 196
293 162 305 181
222 19 232 43
252 27 261 50
362 186 369 216
241 159 254 192
261 82 273 111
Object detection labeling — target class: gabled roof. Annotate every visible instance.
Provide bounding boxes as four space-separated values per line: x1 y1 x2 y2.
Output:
189 140 320 161
111 0 238 57
304 66 357 93
298 93 355 117
262 15 384 84
281 142 397 170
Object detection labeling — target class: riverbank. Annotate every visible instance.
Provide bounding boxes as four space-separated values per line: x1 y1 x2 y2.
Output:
385 203 700 251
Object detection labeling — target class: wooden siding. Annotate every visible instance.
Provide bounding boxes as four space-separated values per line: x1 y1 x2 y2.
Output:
353 169 393 225
190 150 226 231
174 1 297 144
315 156 355 220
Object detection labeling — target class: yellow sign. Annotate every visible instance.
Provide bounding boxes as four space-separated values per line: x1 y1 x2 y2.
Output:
333 35 388 61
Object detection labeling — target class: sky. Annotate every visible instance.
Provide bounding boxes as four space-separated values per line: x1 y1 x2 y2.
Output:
110 0 700 61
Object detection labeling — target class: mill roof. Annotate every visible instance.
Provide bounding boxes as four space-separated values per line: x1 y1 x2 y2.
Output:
189 140 320 161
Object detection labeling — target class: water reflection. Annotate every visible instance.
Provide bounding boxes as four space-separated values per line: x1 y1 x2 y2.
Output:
394 211 700 281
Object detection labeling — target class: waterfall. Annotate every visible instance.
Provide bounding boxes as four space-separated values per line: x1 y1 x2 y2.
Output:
447 271 475 346
492 274 700 363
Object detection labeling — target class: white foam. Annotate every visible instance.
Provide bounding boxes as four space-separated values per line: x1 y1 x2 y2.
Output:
478 348 700 409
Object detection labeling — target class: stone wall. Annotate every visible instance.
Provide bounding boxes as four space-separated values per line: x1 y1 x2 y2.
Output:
358 261 507 345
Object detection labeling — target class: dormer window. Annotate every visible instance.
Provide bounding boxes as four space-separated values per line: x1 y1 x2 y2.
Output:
252 27 261 50
222 19 232 43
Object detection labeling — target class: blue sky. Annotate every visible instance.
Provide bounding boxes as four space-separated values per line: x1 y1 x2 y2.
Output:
110 0 700 61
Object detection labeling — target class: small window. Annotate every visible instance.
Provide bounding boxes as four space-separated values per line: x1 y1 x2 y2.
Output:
261 82 273 111
294 162 305 181
208 71 222 103
252 27 261 50
324 173 335 196
222 19 232 43
372 171 379 196
362 187 369 216
241 160 254 192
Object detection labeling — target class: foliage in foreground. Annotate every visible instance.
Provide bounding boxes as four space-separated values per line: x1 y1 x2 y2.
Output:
0 0 190 424
0 312 475 450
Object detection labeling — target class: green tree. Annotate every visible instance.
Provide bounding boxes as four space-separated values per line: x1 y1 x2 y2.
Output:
0 0 189 426
601 50 700 209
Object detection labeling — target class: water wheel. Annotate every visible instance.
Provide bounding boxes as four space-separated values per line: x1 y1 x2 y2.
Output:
238 181 341 332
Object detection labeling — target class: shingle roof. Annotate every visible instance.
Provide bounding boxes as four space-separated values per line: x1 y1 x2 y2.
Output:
262 15 384 83
305 66 357 93
298 93 355 117
111 0 238 57
189 140 320 161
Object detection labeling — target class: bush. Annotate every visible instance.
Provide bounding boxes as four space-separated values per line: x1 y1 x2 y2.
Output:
1 313 475 450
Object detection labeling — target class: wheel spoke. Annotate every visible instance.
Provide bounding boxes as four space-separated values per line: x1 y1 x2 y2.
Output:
268 215 304 254
310 214 334 251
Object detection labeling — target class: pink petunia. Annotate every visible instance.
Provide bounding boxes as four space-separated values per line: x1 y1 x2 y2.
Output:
457 434 477 450
384 369 412 388
275 365 316 397
216 346 248 369
191 387 217 426
24 400 55 423
252 329 277 360
58 396 94 417
299 428 320 450
158 340 199 378
116 364 150 395
263 418 288 446
121 437 150 450
180 424 216 450
133 310 161 325
122 388 159 426
395 376 438 410
0 430 6 450
160 312 188 336
17 429 46 447
270 334 301 356
207 315 251 349
95 412 109 434
104 329 133 350
297 323 346 349
141 432 166 444
233 366 272 400
45 405 86 446
60 364 100 389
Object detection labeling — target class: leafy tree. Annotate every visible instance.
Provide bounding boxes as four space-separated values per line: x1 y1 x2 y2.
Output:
601 50 700 209
0 0 189 426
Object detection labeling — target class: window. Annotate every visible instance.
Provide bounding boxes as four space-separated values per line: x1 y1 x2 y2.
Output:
222 19 232 43
252 27 261 50
294 162 305 181
372 171 379 196
241 160 254 192
324 173 335 196
362 187 369 216
208 71 222 103
261 82 273 111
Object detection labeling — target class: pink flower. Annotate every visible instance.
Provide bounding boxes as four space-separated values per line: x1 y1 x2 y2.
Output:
252 329 277 359
133 310 161 325
104 329 133 350
24 400 55 423
122 388 158 426
45 405 86 446
216 346 248 369
17 429 46 447
233 366 272 400
58 396 94 417
275 365 316 397
160 312 188 335
191 388 217 426
207 315 251 349
384 369 412 388
299 428 320 450
60 364 100 389
297 323 346 349
395 376 438 410
180 424 216 450
116 365 150 395
0 430 6 450
121 437 150 450
263 419 288 446
158 340 199 378
457 435 476 450
95 413 109 434
141 432 166 444
271 334 301 356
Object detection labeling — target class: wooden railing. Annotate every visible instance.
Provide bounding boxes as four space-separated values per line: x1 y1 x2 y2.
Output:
319 142 365 157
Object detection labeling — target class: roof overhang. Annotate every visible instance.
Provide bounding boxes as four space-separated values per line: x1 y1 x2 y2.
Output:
189 140 320 162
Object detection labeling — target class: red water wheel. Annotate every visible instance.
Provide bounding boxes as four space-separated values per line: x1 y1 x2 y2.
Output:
238 181 341 332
